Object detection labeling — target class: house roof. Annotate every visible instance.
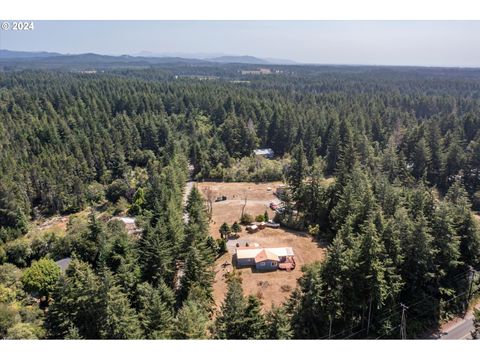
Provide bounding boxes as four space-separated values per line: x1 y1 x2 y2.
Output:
236 247 263 260
56 257 72 272
253 148 274 156
236 247 294 260
255 249 279 263
119 217 135 224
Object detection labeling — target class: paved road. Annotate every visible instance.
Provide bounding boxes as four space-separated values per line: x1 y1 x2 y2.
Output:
439 307 478 340
440 318 474 339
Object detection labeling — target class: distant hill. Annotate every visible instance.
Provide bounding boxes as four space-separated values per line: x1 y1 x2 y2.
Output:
0 50 298 70
207 55 271 65
0 51 211 69
0 49 62 59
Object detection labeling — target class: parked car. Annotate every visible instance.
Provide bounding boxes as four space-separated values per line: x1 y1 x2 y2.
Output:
265 220 280 228
215 195 227 202
270 202 278 210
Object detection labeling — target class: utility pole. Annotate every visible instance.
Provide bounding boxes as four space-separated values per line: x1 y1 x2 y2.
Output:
400 303 408 340
328 315 332 339
467 266 476 306
367 296 372 336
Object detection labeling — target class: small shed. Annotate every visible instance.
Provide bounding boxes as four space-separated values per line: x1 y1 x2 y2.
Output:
253 148 274 159
110 216 142 236
55 257 72 273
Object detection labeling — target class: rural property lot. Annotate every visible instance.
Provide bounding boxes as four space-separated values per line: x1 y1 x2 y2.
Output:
196 181 327 310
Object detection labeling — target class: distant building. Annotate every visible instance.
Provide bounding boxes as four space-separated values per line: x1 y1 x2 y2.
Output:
56 257 72 273
241 68 272 75
253 148 274 159
110 216 142 236
235 247 295 271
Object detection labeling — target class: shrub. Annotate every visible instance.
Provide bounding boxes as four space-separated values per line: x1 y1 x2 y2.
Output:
240 213 254 225
106 180 129 204
473 190 480 212
0 246 6 265
86 182 105 205
308 224 320 237
30 234 56 260
0 304 19 338
6 322 39 339
217 238 227 255
255 214 265 222
113 197 130 215
21 258 61 299
4 239 32 268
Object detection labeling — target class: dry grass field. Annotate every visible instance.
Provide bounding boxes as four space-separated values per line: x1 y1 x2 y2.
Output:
196 181 327 310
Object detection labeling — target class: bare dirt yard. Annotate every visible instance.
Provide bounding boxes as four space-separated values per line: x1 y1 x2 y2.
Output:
196 181 327 310
196 181 282 238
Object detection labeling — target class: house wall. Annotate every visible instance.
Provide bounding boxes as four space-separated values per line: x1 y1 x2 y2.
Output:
255 260 278 271
237 257 255 267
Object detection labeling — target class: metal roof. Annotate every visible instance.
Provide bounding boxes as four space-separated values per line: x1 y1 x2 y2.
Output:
253 148 274 156
255 249 279 263
55 257 72 272
236 247 294 260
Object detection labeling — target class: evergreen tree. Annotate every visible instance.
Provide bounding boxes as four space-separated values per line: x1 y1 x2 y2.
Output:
242 295 267 339
287 141 308 200
136 282 174 339
215 275 247 339
231 221 242 237
138 220 175 286
173 300 210 339
72 211 106 267
98 272 143 339
265 305 293 339
219 222 231 240
46 260 103 339
412 137 431 180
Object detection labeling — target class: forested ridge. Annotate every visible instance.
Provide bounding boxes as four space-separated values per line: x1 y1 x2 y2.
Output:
0 66 480 339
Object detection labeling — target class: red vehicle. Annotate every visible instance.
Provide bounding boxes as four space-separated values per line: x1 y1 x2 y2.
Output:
269 202 278 210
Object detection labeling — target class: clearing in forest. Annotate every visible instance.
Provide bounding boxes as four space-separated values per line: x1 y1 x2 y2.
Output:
197 181 327 310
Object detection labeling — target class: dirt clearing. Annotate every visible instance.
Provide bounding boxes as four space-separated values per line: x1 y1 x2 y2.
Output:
197 181 327 310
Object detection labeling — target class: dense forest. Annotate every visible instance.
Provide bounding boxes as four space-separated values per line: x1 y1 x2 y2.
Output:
0 65 480 339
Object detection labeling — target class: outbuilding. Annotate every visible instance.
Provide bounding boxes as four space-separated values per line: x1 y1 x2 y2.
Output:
253 148 274 159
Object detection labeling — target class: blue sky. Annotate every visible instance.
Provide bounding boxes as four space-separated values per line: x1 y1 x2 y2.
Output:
1 21 479 67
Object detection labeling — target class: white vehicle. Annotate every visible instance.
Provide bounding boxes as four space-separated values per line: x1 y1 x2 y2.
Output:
265 220 280 228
